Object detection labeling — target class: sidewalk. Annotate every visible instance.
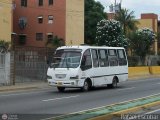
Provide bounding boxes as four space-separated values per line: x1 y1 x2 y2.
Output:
128 74 160 80
0 81 49 92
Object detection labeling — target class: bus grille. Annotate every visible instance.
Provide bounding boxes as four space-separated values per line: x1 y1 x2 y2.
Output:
55 74 66 79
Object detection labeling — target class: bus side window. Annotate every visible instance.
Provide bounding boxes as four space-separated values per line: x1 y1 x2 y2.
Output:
91 49 99 67
80 49 92 71
108 49 118 66
117 49 127 66
98 49 109 67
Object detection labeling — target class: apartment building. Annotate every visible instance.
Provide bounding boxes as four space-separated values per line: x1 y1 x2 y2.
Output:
0 0 12 43
13 0 84 47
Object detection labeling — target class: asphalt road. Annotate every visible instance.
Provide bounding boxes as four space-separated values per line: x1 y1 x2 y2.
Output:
0 78 160 120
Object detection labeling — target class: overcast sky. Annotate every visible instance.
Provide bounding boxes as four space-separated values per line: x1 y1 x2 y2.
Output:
96 0 160 19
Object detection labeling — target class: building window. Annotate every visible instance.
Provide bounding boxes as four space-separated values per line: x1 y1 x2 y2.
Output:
48 15 53 24
37 16 43 24
21 0 27 7
36 33 43 41
19 35 26 45
19 17 27 29
49 0 53 5
38 0 43 6
47 34 53 42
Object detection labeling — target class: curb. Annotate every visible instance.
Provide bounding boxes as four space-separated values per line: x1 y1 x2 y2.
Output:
128 74 160 80
0 86 38 92
0 82 49 93
90 101 160 120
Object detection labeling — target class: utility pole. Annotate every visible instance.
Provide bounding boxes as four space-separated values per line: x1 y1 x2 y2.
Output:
108 0 122 19
109 0 122 13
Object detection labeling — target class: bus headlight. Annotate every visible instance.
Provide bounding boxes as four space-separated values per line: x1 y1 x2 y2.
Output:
70 75 79 79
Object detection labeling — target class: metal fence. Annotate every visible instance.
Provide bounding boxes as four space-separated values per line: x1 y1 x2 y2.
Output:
14 47 55 83
128 55 160 67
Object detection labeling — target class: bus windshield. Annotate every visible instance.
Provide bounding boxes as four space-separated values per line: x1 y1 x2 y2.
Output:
51 49 82 68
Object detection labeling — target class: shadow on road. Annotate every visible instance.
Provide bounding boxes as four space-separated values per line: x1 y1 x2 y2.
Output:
49 85 126 94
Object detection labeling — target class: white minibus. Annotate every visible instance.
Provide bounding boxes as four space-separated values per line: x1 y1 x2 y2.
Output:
47 45 128 92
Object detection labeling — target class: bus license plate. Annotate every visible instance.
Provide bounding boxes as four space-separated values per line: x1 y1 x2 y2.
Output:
57 82 62 86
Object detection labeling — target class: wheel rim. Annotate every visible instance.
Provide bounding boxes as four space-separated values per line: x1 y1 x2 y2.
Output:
113 79 117 87
84 81 89 91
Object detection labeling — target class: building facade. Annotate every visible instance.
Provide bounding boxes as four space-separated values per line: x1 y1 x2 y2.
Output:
137 13 158 55
0 0 12 43
13 0 84 47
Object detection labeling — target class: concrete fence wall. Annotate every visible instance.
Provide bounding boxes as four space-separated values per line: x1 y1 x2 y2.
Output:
0 53 10 85
128 66 160 78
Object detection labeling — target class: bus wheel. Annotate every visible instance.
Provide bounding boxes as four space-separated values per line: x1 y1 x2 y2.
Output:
108 78 118 88
112 78 118 88
82 80 90 92
57 87 65 92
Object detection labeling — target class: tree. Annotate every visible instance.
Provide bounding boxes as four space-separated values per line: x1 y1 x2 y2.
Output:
0 40 10 53
46 36 64 48
129 28 156 61
115 8 138 36
85 0 107 45
96 19 127 47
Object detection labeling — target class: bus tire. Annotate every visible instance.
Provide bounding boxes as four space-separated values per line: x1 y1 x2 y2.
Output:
81 80 91 92
57 87 65 92
108 77 118 88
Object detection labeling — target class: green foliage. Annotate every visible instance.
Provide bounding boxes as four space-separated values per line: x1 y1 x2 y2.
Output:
0 40 10 49
96 19 127 47
115 8 138 36
46 36 64 48
85 0 107 45
129 28 156 60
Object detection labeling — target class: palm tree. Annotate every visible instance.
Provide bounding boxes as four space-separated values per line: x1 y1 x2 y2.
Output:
115 8 138 36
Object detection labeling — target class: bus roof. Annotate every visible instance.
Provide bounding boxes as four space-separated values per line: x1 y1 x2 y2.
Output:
57 45 125 51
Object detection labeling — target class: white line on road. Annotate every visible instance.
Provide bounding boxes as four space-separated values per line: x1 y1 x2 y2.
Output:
117 87 135 91
145 108 160 114
157 82 160 85
42 95 79 102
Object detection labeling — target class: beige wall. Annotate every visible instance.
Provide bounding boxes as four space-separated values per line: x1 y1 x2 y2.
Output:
65 0 84 45
137 19 153 30
0 0 12 42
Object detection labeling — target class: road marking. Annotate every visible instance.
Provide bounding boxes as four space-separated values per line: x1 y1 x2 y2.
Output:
117 87 135 91
145 108 160 114
42 95 79 102
157 82 160 85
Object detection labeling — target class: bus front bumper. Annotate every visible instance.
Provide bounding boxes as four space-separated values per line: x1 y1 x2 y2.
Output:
48 80 84 88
